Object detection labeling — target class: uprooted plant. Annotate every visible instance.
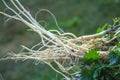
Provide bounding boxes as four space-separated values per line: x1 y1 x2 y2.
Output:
1 0 120 80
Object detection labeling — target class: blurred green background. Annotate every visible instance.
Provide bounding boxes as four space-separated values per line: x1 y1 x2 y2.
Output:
0 0 120 80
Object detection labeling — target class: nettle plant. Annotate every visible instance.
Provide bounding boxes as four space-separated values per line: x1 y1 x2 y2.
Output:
1 0 120 80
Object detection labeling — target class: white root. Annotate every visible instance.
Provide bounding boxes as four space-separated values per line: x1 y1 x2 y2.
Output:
1 0 118 79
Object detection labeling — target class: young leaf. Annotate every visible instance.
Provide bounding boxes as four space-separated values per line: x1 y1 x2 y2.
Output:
84 49 100 62
96 24 108 33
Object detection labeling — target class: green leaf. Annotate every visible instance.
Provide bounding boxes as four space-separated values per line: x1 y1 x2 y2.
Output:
113 43 120 53
96 24 108 33
109 43 120 65
109 51 120 65
84 49 100 62
81 66 92 80
93 68 101 80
